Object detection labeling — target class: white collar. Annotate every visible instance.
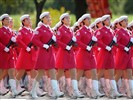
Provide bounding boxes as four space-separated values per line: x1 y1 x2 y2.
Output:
84 25 89 29
3 26 9 30
42 23 49 28
64 25 69 29
105 26 110 29
24 26 31 30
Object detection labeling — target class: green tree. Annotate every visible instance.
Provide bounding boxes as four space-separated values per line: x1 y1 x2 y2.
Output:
124 0 133 14
34 0 47 26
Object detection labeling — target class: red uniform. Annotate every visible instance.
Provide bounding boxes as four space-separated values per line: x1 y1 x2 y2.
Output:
56 25 76 69
96 26 115 69
76 26 96 70
32 25 55 70
115 28 132 69
0 26 15 69
16 27 37 70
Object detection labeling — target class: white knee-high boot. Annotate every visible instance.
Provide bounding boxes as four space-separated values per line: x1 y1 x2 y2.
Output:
9 79 18 98
129 79 133 97
51 79 64 97
92 80 105 97
71 80 84 98
16 80 25 95
0 80 9 95
30 79 38 98
110 80 123 97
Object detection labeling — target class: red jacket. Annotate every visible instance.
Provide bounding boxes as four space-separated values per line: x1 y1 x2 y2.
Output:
76 26 96 70
96 26 115 69
56 25 76 69
16 27 37 70
115 28 132 69
32 25 55 70
0 26 15 69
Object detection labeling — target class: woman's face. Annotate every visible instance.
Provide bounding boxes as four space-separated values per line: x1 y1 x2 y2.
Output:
9 19 13 28
23 17 31 27
62 16 70 26
115 23 121 29
97 21 103 28
104 17 110 26
42 15 51 25
2 17 10 26
83 18 91 26
121 19 128 28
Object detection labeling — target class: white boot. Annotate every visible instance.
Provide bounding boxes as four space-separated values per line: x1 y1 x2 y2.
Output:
17 80 25 95
30 80 38 99
125 79 133 99
0 80 9 95
85 79 91 97
105 79 111 96
65 78 73 96
36 81 47 97
110 80 123 98
42 75 48 92
51 79 64 98
118 79 126 96
37 88 47 97
87 79 97 99
47 78 53 96
9 79 18 98
108 88 116 99
78 77 86 94
92 80 105 98
99 78 106 94
129 79 133 97
71 80 84 98
58 76 66 92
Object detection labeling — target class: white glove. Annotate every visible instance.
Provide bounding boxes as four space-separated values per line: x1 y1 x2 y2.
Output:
113 36 117 43
106 46 111 51
92 36 97 42
43 44 49 49
86 46 92 51
4 47 9 52
52 35 56 42
11 37 16 42
66 45 71 51
124 47 129 52
72 36 76 42
130 37 133 43
26 47 31 52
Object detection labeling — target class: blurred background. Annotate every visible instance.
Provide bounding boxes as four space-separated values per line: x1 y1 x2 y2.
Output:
0 0 133 29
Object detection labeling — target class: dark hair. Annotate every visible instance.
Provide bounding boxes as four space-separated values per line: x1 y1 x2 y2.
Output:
102 21 105 26
119 22 122 26
74 26 79 32
96 24 99 28
61 18 65 24
2 18 5 26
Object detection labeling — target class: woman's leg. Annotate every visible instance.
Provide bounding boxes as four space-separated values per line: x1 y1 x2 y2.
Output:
30 69 44 98
56 69 64 80
107 69 122 98
69 68 84 98
48 68 64 97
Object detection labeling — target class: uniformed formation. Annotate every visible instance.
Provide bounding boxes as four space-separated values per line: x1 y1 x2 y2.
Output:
0 12 133 99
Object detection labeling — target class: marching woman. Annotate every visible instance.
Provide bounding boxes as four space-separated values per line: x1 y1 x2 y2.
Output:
0 14 18 97
16 14 45 96
75 14 104 98
115 16 133 98
95 15 122 98
56 13 84 98
31 12 64 99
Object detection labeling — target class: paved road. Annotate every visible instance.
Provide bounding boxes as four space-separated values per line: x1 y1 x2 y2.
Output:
0 91 132 100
